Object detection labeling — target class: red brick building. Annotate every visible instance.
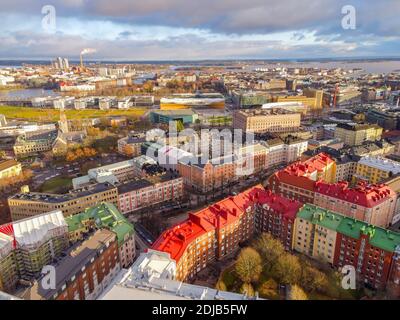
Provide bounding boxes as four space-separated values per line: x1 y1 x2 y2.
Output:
151 186 260 281
269 152 336 204
253 189 302 250
333 221 400 291
314 180 396 228
24 229 121 300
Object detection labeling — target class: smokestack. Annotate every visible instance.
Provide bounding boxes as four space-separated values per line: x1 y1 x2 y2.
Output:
79 48 97 69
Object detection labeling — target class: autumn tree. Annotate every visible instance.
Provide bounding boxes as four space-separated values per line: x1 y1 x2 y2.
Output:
254 233 285 271
240 283 255 297
258 279 279 299
272 253 302 285
289 285 308 300
301 265 329 293
215 280 227 291
235 247 262 284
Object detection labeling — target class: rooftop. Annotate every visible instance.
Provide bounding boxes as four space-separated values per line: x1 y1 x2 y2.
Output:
315 180 395 208
358 156 400 173
0 159 20 172
9 182 116 203
336 123 382 131
22 229 116 300
0 210 67 250
152 185 262 262
65 202 134 246
297 204 345 231
299 204 400 253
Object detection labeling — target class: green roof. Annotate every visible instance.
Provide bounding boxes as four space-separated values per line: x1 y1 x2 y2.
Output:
66 202 134 246
297 204 344 231
337 217 400 253
299 204 400 253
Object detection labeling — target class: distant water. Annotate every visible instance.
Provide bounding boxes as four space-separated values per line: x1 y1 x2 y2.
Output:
252 61 400 74
0 88 58 99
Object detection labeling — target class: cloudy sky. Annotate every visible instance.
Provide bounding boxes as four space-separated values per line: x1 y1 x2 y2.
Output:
0 0 399 60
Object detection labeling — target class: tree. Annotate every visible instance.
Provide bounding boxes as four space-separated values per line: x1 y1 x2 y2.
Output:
289 285 308 300
272 253 301 285
301 265 329 293
254 233 285 270
258 279 279 299
235 247 262 284
240 283 255 297
216 280 227 291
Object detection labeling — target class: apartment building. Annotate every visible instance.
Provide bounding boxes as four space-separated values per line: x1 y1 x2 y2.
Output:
333 218 400 291
177 155 238 193
0 211 69 292
275 89 324 111
22 229 121 300
8 182 118 221
269 153 336 203
117 172 184 214
13 130 66 158
151 186 258 281
0 159 22 179
254 189 302 250
314 181 396 228
233 109 301 133
117 135 146 157
66 202 135 268
334 123 383 146
293 205 343 264
264 136 308 168
293 204 400 291
355 156 400 184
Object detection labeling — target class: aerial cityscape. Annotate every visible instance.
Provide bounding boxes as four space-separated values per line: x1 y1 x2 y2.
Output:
1 0 400 305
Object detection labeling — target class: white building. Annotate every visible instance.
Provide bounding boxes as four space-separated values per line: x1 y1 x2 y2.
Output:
72 159 137 189
99 250 261 300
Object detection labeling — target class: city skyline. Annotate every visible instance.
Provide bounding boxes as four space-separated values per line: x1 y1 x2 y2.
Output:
0 0 399 60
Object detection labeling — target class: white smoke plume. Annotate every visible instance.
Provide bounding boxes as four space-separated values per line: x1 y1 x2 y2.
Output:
80 48 97 55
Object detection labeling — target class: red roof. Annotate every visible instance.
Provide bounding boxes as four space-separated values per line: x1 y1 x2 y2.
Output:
271 152 334 191
251 188 302 220
151 185 261 262
315 180 395 208
0 223 16 248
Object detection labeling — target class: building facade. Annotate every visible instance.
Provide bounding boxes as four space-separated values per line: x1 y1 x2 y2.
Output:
355 156 400 184
314 180 397 228
66 202 135 268
8 183 118 221
0 159 22 179
233 109 301 133
334 123 383 146
0 211 69 293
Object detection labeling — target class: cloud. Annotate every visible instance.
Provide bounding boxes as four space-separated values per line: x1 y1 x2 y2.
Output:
0 0 399 59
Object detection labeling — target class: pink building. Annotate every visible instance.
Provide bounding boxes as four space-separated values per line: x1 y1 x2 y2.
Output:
314 180 397 228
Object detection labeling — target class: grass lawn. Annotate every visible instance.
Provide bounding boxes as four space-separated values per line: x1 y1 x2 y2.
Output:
0 105 147 122
39 176 72 193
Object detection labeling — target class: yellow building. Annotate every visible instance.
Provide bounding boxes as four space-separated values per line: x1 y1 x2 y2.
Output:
293 204 344 264
275 89 324 111
0 160 22 179
233 108 301 133
354 156 400 184
334 123 383 146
